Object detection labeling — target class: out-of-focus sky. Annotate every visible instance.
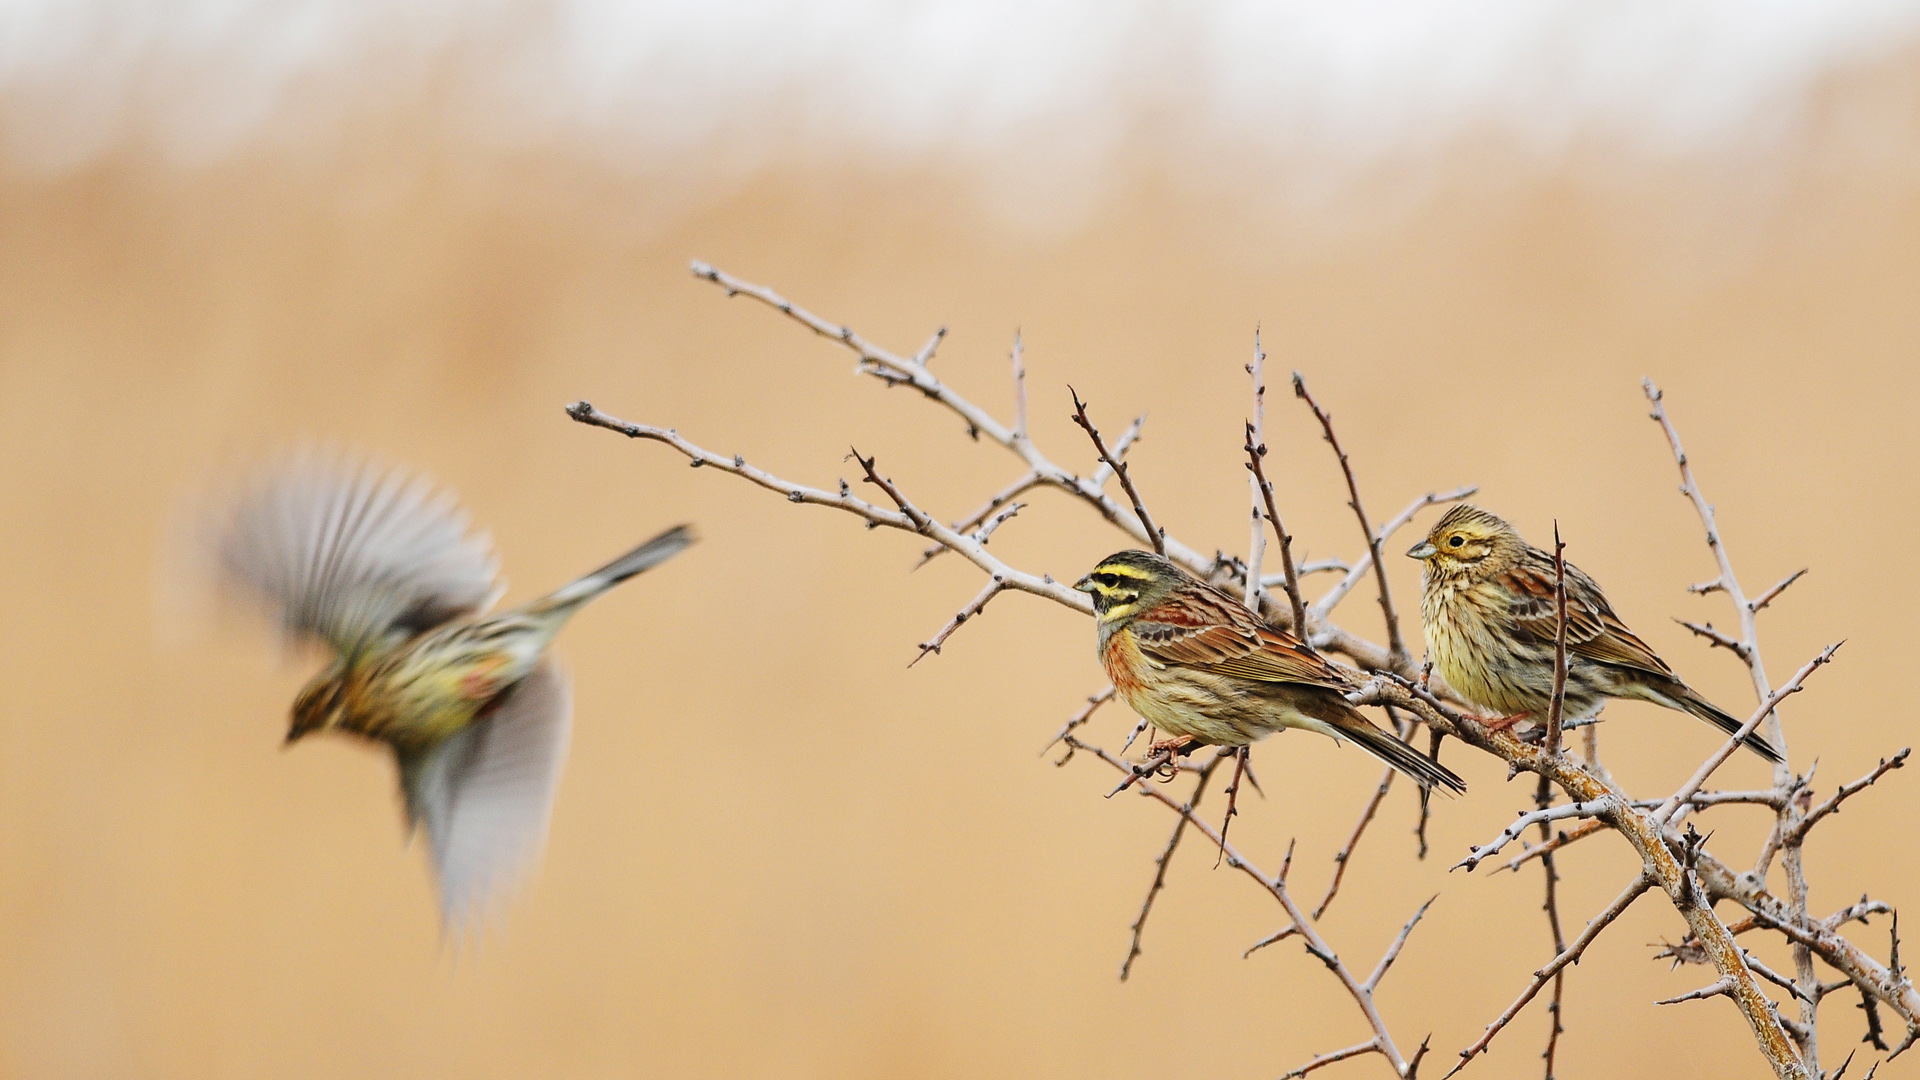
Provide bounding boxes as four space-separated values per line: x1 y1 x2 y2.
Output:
3 4 1919 1079
8 1 1920 217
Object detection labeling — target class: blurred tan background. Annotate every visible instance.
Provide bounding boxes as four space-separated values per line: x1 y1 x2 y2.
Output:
3 4 1920 1078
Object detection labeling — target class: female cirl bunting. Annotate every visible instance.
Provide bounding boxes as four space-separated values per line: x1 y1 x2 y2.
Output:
1407 503 1782 763
1074 550 1466 794
205 450 695 925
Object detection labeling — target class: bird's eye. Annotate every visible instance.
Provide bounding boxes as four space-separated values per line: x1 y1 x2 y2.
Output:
1095 572 1120 587
1448 535 1465 548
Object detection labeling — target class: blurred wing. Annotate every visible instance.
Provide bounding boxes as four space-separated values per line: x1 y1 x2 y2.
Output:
1497 556 1675 678
396 660 573 927
210 449 501 656
1132 593 1352 690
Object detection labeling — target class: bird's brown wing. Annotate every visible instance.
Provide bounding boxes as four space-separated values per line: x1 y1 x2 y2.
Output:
1131 590 1354 690
1497 553 1676 678
209 449 502 658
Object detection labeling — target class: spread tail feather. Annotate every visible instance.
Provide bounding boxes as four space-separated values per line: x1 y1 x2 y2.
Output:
1337 712 1467 795
531 525 696 614
1663 682 1785 764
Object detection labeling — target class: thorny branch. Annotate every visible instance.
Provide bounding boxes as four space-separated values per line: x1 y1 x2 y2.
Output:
1244 333 1271 611
1120 748 1231 981
686 261 1208 571
1447 874 1654 1076
1315 765 1396 920
569 264 1910 1080
1067 736 1430 1078
1534 524 1573 1079
1294 372 1411 669
1041 686 1115 758
1646 378 1912 1074
1070 387 1164 556
1543 526 1570 762
1307 487 1478 623
1244 331 1309 638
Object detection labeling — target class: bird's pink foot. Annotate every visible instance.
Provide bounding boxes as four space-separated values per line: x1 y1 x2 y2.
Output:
1143 737 1197 780
1147 736 1196 758
1472 713 1532 734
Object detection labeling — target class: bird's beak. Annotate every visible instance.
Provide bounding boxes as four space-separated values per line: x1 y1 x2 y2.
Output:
1073 575 1095 593
1406 541 1437 560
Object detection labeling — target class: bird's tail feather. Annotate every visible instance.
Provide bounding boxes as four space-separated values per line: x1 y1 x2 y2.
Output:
530 525 695 614
1664 682 1784 764
1339 714 1467 794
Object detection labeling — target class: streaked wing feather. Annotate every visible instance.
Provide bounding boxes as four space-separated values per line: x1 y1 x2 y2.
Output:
1498 557 1675 677
1133 600 1351 690
212 450 501 655
396 660 573 927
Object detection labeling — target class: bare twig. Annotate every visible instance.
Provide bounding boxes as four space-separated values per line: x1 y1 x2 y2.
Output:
851 446 933 531
1825 899 1895 931
1752 569 1809 614
565 403 1092 617
1244 334 1310 638
1657 978 1736 1006
1010 333 1029 446
1677 619 1754 663
1688 789 1787 809
1316 766 1396 919
1106 743 1185 797
1247 424 1309 638
1120 750 1229 981
1283 1040 1381 1078
1243 923 1299 959
918 475 1043 568
688 263 1209 570
970 501 1025 545
1447 875 1654 1076
1244 332 1269 610
1786 749 1910 844
1367 894 1438 990
1294 373 1409 667
1070 387 1163 555
1544 524 1569 763
1501 819 1610 872
1654 644 1843 828
911 577 1007 666
1042 687 1116 756
1312 486 1478 621
1455 801 1609 872
1645 378 1788 764
1091 414 1146 488
1270 558 1350 582
1417 726 1443 859
1535 730 1571 1078
1539 844 1567 1079
1745 951 1818 1003
912 326 946 366
1070 736 1421 1076
1215 747 1250 867
1352 675 1808 1078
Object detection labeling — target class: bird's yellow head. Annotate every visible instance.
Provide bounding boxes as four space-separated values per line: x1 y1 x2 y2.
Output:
1406 504 1522 579
288 667 349 744
1074 550 1188 626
